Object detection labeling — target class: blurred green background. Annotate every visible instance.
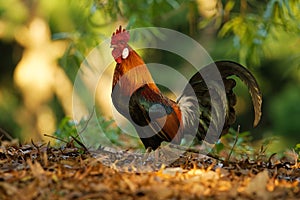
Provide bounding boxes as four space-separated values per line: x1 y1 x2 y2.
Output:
0 0 299 150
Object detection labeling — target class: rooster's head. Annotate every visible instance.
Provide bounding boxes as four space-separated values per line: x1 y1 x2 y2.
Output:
111 26 130 64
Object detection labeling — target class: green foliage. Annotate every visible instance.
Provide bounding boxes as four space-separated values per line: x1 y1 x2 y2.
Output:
54 116 143 149
94 0 185 28
218 0 300 67
269 85 300 145
54 117 77 141
0 87 21 138
220 129 254 155
295 143 300 158
52 0 300 76
54 0 188 81
212 128 278 161
0 0 29 40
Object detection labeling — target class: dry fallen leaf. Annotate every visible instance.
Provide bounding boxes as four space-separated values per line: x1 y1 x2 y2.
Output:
244 170 271 199
0 140 300 199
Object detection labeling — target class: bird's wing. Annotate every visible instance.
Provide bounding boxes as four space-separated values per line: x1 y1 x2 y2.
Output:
129 84 182 148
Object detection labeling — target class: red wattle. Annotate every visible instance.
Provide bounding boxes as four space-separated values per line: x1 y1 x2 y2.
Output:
116 57 122 63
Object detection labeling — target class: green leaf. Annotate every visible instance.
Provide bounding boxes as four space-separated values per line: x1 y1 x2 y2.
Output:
224 0 235 13
295 143 300 150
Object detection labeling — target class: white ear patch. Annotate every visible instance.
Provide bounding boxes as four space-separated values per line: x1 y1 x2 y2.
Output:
122 47 129 59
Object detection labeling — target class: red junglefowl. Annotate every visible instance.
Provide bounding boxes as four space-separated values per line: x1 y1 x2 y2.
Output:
111 26 262 150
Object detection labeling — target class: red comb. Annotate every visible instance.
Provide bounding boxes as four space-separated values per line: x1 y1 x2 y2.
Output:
111 25 130 45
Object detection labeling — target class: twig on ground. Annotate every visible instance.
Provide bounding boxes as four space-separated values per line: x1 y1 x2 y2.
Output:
0 127 14 141
44 134 69 143
226 125 240 162
76 106 95 137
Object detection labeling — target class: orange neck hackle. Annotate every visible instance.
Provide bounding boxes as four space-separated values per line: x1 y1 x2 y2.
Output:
112 49 160 96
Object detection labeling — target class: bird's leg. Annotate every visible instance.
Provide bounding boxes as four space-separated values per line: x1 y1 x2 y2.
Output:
142 146 163 168
145 146 153 153
142 146 153 165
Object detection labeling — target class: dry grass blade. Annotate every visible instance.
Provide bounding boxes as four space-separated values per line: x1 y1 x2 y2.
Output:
0 128 14 141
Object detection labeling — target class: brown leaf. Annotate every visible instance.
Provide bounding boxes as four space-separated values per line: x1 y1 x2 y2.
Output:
27 159 45 178
0 182 18 196
244 170 271 200
161 167 185 176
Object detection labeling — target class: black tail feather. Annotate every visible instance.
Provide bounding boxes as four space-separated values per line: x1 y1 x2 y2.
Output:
214 61 262 127
178 60 262 144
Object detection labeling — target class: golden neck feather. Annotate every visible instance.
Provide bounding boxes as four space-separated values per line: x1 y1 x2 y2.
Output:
112 50 160 96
